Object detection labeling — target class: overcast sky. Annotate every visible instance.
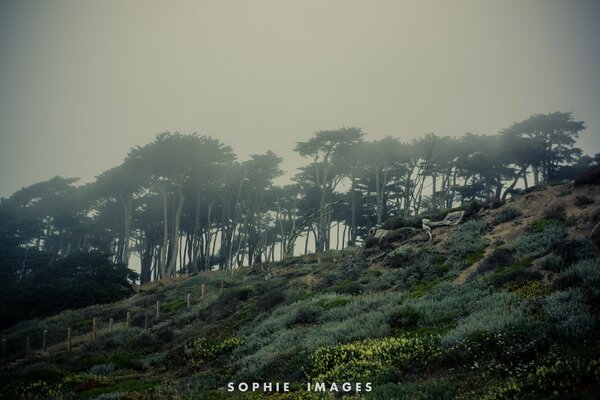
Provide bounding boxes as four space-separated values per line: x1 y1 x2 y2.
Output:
0 0 599 198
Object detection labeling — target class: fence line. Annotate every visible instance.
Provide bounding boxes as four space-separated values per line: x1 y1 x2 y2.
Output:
1 282 219 366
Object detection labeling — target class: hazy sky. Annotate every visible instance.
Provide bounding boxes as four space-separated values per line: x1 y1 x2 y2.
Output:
1 0 599 198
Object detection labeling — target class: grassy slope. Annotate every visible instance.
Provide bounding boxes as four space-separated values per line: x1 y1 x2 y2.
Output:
1 183 600 400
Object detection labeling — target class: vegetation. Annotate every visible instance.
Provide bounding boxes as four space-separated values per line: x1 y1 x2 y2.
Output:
0 113 599 398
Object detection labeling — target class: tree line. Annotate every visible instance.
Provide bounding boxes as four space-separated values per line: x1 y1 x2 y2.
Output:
0 111 595 294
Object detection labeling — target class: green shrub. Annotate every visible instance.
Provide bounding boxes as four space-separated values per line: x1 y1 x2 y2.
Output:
539 253 565 272
333 279 361 295
484 357 600 400
313 295 352 310
445 328 550 379
400 279 491 327
445 220 488 270
389 305 422 328
88 363 115 376
543 203 566 220
542 288 593 338
386 245 414 266
511 280 551 300
308 335 439 382
325 261 368 285
256 287 286 311
167 337 242 370
442 291 534 345
558 258 600 289
139 352 166 370
508 220 565 259
17 362 65 383
493 206 522 225
478 247 515 274
489 258 536 286
287 304 321 326
236 292 404 379
390 251 446 291
162 298 186 314
552 237 595 265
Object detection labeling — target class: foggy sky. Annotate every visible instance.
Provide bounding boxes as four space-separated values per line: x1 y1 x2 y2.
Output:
1 0 599 198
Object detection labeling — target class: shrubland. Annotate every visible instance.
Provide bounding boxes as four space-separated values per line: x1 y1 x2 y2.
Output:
1 183 600 399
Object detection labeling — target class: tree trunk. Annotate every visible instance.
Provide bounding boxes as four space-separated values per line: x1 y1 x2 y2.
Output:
167 186 185 278
159 187 169 280
502 165 527 201
121 196 132 266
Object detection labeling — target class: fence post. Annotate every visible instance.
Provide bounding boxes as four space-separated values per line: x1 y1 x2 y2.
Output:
109 318 113 332
67 328 71 352
145 310 149 330
42 330 47 352
126 312 131 329
187 293 191 308
26 337 31 357
201 283 205 300
92 318 97 341
156 301 160 320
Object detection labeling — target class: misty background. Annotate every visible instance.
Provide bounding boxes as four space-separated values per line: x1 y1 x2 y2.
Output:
1 0 599 199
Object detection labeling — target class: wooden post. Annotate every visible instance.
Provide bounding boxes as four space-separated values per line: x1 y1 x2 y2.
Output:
144 310 148 330
109 318 113 332
126 312 131 329
67 328 71 352
26 337 31 357
92 318 97 341
187 293 191 308
201 283 205 300
42 330 47 352
156 301 160 319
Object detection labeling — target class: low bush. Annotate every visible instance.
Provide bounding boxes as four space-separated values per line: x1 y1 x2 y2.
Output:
543 203 566 221
445 328 550 379
167 336 242 370
484 357 600 399
333 279 361 295
539 253 565 272
542 288 593 338
236 292 404 379
557 258 600 290
511 280 551 300
493 206 522 225
325 260 368 285
307 335 440 382
88 363 115 376
508 220 565 259
401 279 491 327
385 245 414 267
287 304 321 326
552 237 595 265
478 247 515 274
444 220 488 270
442 291 534 345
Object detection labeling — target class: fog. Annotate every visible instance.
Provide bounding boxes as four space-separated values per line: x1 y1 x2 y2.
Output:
1 0 599 198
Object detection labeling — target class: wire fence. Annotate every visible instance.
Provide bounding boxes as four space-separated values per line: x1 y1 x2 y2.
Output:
1 282 222 366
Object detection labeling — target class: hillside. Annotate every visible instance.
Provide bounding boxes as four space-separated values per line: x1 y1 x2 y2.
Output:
1 182 600 400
